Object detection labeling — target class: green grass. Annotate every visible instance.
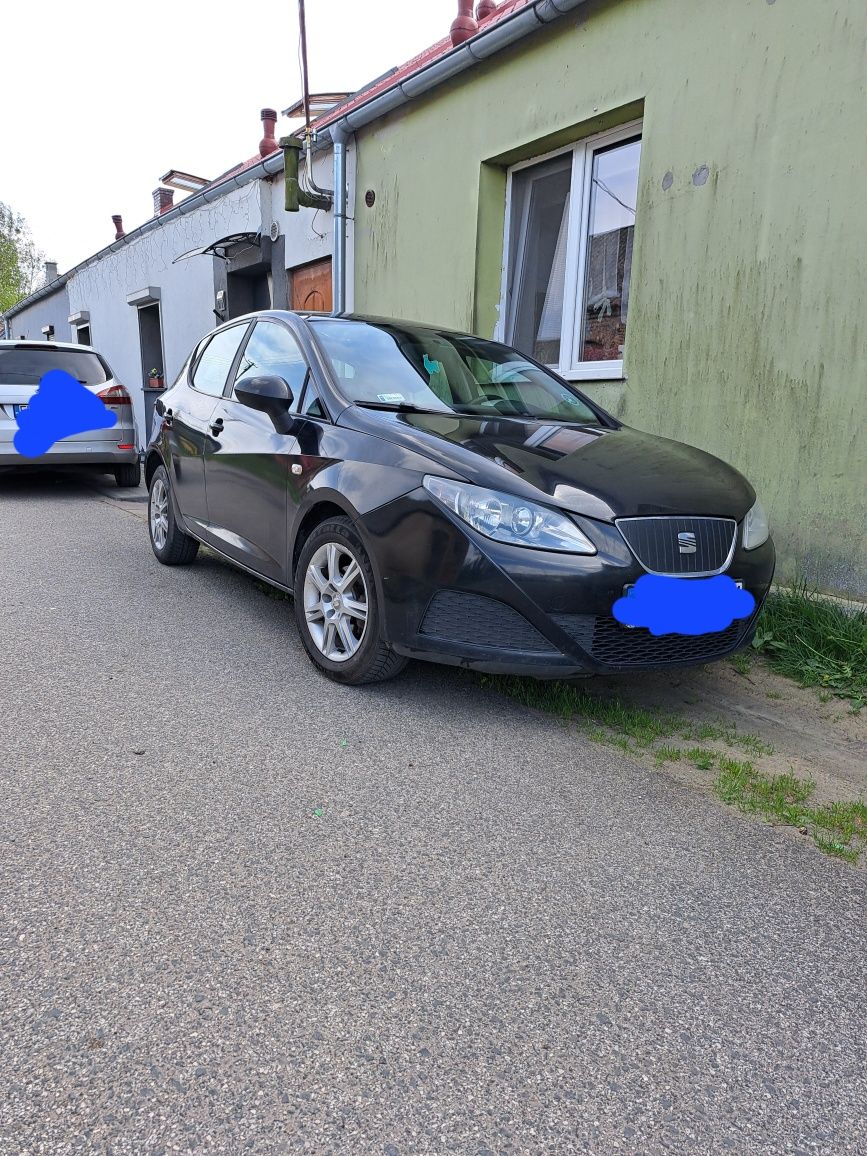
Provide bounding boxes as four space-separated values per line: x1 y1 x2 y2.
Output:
487 675 775 756
686 747 715 770
654 745 682 764
481 672 864 863
730 651 752 676
484 677 683 748
753 584 867 709
715 761 867 863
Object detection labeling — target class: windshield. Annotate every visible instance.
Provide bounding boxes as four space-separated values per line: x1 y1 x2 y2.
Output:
0 347 111 386
310 319 602 423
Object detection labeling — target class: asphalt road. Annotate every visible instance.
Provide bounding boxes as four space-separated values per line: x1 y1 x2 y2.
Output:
1 471 865 1156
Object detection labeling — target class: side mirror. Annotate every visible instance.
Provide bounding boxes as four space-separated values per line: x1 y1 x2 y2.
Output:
235 375 294 430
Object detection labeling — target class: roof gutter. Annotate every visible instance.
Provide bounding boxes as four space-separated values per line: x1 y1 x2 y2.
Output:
321 0 588 317
6 1 585 324
319 0 589 143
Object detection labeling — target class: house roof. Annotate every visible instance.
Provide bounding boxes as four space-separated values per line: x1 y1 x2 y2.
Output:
315 0 532 131
4 0 583 322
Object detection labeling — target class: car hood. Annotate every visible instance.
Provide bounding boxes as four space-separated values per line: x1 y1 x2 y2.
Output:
342 410 756 522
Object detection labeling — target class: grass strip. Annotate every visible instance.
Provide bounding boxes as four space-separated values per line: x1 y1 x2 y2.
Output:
482 673 865 863
753 584 866 709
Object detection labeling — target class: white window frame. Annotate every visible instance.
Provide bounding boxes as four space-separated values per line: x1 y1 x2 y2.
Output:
497 119 642 382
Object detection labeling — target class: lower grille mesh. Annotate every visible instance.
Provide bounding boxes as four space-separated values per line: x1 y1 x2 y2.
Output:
421 591 556 653
553 613 747 668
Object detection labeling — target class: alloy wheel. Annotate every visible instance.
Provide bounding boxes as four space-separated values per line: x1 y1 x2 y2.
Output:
150 476 169 550
303 542 369 662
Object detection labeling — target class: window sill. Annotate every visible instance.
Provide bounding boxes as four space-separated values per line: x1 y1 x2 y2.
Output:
560 366 626 383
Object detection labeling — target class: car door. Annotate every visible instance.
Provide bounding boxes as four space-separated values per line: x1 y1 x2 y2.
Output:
203 319 311 583
165 323 250 529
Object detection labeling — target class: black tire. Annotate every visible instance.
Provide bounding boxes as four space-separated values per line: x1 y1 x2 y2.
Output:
293 516 407 685
148 463 199 566
115 461 141 488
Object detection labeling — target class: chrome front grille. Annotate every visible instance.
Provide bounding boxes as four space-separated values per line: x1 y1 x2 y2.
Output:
615 516 737 576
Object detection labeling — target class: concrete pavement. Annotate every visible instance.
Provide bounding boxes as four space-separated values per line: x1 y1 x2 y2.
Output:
1 471 865 1155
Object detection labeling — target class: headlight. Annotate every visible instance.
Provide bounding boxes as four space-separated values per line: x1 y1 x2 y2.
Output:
742 498 770 550
423 476 596 554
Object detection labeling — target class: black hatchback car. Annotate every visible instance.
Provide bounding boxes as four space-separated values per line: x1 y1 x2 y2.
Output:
145 312 774 684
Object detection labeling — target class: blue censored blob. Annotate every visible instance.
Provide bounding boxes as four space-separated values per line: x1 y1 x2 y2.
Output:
613 574 756 636
13 369 117 457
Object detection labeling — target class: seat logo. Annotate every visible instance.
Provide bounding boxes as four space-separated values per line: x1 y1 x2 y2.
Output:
678 531 697 554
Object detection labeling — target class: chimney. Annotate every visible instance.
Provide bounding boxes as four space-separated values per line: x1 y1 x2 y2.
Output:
476 1 497 19
43 261 59 283
153 187 174 216
259 108 279 157
451 0 478 45
112 214 125 240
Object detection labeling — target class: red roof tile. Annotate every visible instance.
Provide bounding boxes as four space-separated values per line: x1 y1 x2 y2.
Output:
315 0 532 130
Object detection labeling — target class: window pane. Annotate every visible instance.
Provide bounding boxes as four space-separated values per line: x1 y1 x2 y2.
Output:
192 325 247 396
311 319 601 424
300 379 325 418
507 155 572 366
0 347 110 385
579 137 641 363
233 322 308 399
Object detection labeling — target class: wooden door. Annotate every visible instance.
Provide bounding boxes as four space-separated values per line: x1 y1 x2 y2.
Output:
290 258 333 313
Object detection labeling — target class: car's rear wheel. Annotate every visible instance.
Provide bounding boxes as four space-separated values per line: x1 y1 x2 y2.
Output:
115 462 141 488
294 517 407 685
148 464 199 565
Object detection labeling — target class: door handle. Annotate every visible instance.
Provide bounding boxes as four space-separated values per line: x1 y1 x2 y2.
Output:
209 417 224 437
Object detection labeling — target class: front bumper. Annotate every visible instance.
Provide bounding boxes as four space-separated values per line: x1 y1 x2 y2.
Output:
358 490 776 679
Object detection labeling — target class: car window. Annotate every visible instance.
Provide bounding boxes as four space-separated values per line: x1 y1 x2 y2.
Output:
0 346 111 385
309 319 602 423
191 325 248 397
299 377 326 419
232 321 309 401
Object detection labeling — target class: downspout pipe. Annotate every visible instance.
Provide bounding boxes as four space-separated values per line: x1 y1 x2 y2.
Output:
320 0 590 318
331 121 350 315
280 135 333 212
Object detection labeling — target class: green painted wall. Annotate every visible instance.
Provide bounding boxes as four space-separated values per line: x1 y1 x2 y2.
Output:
351 0 867 597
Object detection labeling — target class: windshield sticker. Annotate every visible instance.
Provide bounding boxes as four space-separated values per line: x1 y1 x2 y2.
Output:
377 393 406 404
423 354 442 376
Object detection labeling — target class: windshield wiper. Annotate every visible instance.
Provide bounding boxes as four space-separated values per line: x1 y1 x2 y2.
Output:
351 399 451 414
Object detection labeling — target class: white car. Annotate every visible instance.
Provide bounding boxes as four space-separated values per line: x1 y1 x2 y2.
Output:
0 339 140 487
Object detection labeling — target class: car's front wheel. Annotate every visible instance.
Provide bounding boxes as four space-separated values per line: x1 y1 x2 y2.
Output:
148 464 199 565
294 517 407 685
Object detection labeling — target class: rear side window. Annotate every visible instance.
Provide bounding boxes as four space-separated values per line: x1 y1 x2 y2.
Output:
0 346 111 385
191 325 248 397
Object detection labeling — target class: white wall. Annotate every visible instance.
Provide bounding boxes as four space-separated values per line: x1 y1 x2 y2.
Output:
67 184 260 440
10 146 344 446
6 283 71 341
